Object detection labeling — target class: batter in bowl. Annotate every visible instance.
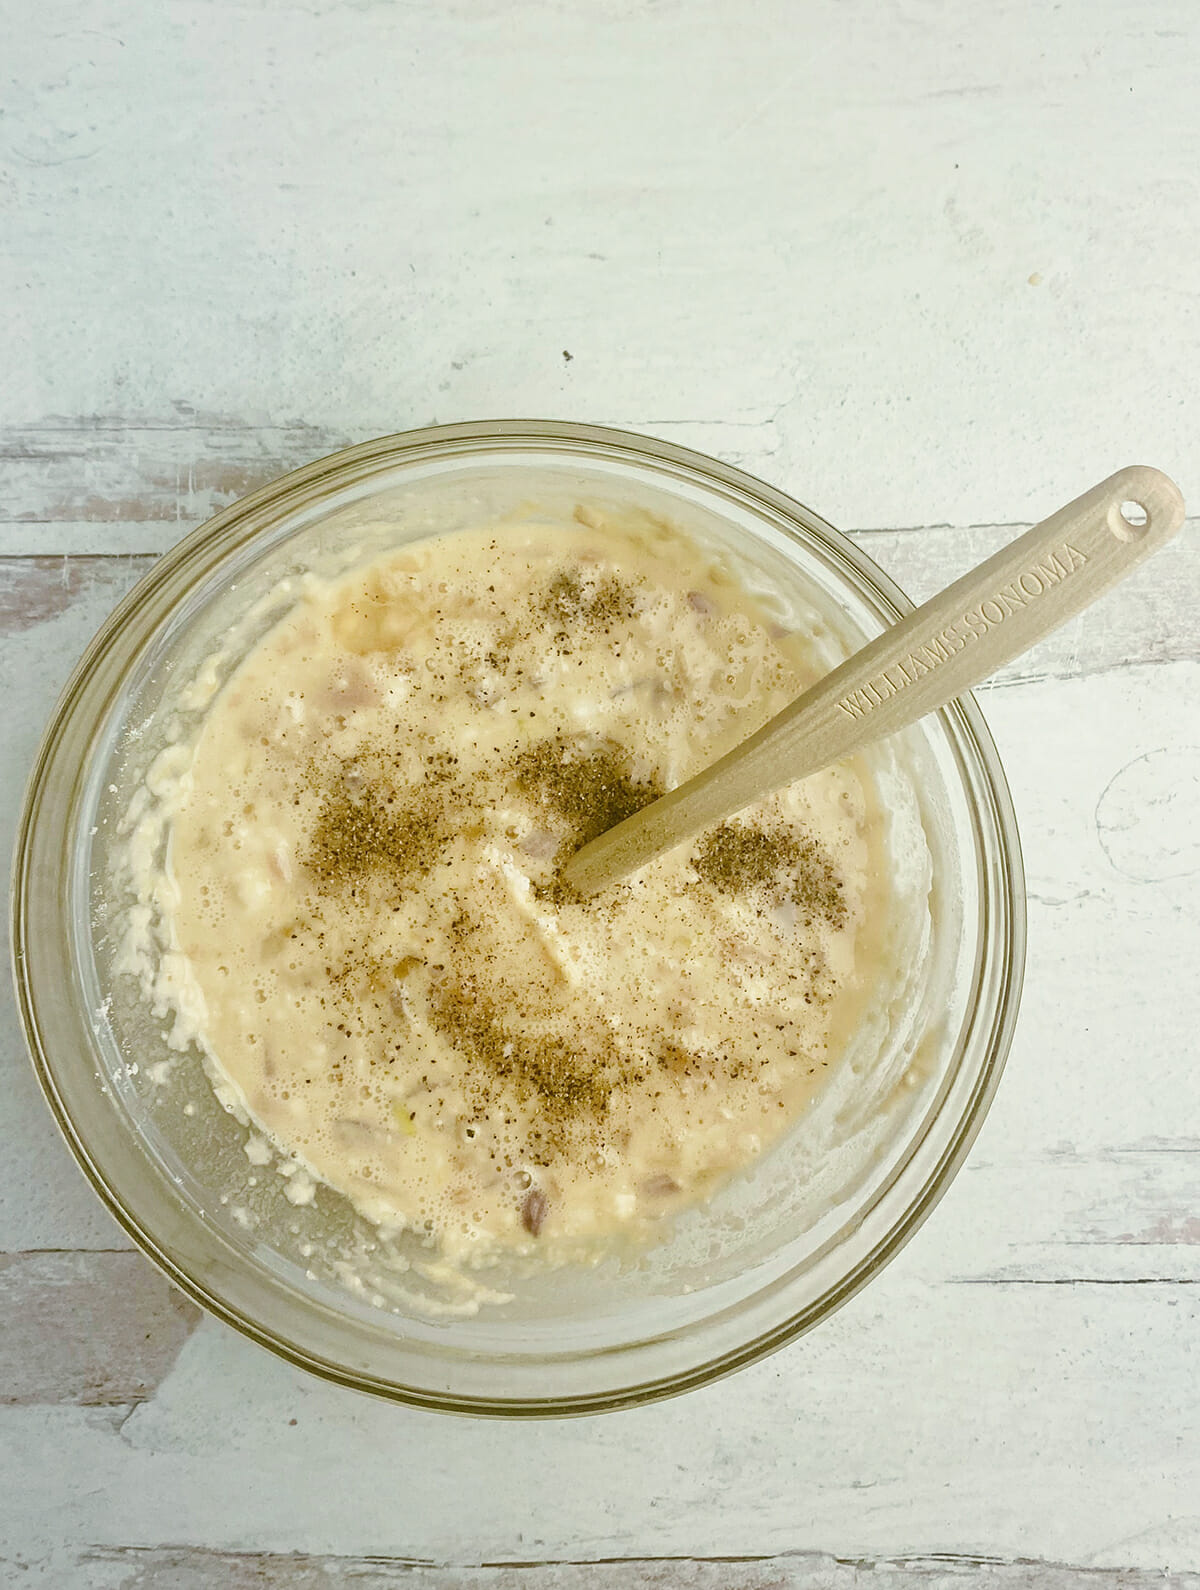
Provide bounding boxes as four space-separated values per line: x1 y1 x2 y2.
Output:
162 507 893 1261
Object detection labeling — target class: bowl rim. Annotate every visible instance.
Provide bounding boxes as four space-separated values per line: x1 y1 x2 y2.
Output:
10 418 1026 1416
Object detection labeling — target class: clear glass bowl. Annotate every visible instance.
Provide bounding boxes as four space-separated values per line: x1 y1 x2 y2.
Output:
10 421 1024 1415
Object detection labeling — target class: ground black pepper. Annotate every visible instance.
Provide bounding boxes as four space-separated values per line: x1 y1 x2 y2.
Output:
694 820 847 928
539 568 638 629
511 735 662 852
427 975 617 1161
305 759 449 895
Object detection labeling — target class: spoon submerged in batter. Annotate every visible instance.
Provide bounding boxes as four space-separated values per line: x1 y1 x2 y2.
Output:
563 465 1186 896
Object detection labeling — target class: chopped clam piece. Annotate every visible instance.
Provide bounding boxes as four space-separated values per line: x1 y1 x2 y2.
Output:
522 1189 549 1235
641 1173 681 1197
519 828 560 860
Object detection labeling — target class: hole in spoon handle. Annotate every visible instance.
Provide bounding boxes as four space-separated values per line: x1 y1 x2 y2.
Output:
1101 467 1184 547
1114 498 1150 538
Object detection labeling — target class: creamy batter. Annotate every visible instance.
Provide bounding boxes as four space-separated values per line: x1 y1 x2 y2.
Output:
163 507 891 1260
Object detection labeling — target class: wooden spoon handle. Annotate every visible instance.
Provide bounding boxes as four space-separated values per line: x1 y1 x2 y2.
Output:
563 465 1186 896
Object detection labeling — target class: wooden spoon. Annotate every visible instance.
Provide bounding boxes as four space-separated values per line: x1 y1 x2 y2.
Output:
561 464 1186 897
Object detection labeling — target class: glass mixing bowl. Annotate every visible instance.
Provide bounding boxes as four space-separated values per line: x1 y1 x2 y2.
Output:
10 421 1024 1415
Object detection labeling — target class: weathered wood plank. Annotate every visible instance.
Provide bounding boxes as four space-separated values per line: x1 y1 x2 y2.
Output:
0 553 154 633
857 525 1200 688
0 419 784 551
2 518 1198 684
0 553 156 1253
0 1252 200 1406
4 0 1200 531
4 1281 1200 1568
915 1143 1200 1286
8 1544 1200 1588
0 417 351 532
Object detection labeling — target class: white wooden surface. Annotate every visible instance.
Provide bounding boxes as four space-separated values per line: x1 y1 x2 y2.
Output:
2 1 1199 1584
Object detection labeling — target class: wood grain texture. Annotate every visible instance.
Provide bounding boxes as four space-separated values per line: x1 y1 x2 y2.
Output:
0 557 153 1256
3 523 1198 673
0 552 153 632
8 1546 1200 1588
4 1283 1200 1568
0 417 352 541
855 526 1200 688
3 1 1200 531
0 1252 200 1406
